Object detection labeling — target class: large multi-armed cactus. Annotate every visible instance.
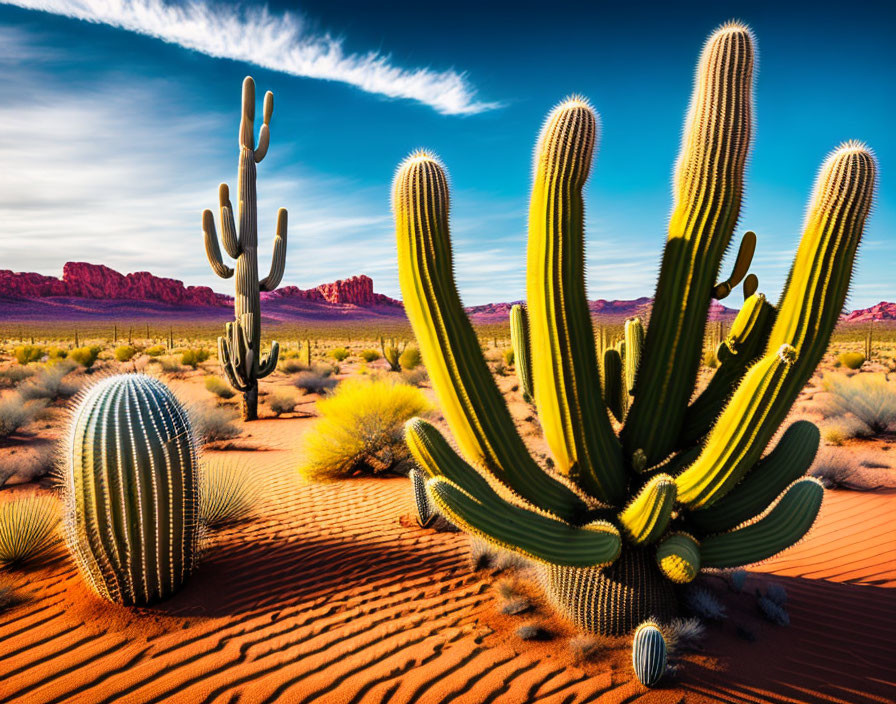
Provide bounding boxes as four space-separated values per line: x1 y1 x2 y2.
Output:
394 23 877 635
63 375 200 605
203 76 287 421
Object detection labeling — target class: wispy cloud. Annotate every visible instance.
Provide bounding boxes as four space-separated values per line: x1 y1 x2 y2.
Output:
3 0 500 115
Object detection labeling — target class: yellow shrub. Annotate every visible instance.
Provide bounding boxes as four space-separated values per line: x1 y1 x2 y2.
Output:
838 351 865 370
300 378 432 481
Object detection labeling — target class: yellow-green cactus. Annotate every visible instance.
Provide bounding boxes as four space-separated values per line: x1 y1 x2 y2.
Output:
395 22 876 634
203 76 287 421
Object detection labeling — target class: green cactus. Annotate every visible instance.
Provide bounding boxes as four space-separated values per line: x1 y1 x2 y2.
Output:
510 304 534 402
203 76 287 421
63 375 199 605
632 621 667 688
395 22 876 635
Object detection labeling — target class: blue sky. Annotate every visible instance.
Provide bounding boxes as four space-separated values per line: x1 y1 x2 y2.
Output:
0 0 893 308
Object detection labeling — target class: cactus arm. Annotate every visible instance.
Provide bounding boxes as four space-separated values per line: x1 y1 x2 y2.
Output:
202 210 234 279
700 478 824 568
689 421 819 534
679 293 775 446
257 341 279 378
428 477 621 568
617 474 677 545
623 24 755 464
602 348 624 422
259 209 288 292
509 305 534 403
655 532 701 583
526 99 625 505
713 231 756 299
393 152 587 521
218 184 241 259
254 91 273 163
676 144 876 509
218 336 249 392
623 318 644 397
742 273 758 299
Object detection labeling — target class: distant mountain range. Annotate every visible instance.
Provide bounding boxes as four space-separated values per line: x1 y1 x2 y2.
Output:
0 262 890 325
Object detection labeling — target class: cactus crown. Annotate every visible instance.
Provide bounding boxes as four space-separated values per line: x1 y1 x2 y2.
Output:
394 24 876 634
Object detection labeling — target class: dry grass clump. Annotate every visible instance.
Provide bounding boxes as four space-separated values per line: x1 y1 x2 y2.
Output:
114 345 139 362
400 366 428 387
0 495 60 567
569 634 607 664
0 394 42 440
157 356 185 374
0 366 35 388
0 446 55 487
145 344 166 357
200 460 260 527
663 617 706 655
204 375 236 400
181 348 210 369
516 621 551 641
299 378 431 481
188 402 241 444
819 415 872 445
821 373 896 434
267 389 299 416
278 358 306 375
809 449 884 490
360 349 381 363
18 366 80 402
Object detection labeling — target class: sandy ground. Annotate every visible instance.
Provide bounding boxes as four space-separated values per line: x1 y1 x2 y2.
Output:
0 353 894 703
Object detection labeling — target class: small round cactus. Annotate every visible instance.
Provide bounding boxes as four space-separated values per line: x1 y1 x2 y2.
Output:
63 374 200 605
632 621 667 688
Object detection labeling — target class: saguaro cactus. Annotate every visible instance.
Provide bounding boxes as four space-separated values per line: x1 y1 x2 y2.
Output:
395 23 877 635
509 304 534 402
203 76 287 421
63 375 200 605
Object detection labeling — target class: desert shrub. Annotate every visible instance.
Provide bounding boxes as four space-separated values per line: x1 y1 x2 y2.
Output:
822 373 896 433
503 348 515 367
0 446 55 488
294 370 338 395
516 621 550 640
808 450 879 490
69 345 102 370
401 366 428 387
45 347 68 360
0 495 60 567
200 461 259 527
500 596 532 615
663 617 706 655
299 378 432 481
329 347 350 362
278 358 306 375
683 585 726 621
267 389 299 416
838 351 865 370
114 345 139 362
158 356 184 374
181 348 210 369
145 344 166 357
188 403 240 444
18 366 79 402
493 360 507 376
569 635 607 664
0 395 37 439
360 349 381 363
820 415 872 445
0 366 34 388
398 346 422 370
204 375 235 400
13 346 44 365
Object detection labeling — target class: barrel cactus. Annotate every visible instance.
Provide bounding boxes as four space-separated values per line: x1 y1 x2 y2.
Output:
632 621 667 687
395 22 876 635
63 374 200 605
203 76 287 421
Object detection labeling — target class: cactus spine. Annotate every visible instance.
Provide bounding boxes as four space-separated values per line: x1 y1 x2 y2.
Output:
63 375 199 605
509 304 534 402
396 23 876 635
203 76 287 421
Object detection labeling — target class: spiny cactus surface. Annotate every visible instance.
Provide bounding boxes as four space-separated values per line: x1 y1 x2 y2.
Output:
632 621 668 688
63 374 199 605
395 22 876 635
204 76 287 421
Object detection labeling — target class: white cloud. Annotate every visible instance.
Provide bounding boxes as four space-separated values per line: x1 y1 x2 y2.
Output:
3 0 500 115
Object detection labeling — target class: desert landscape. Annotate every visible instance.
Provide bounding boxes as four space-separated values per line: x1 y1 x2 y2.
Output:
1 2 894 703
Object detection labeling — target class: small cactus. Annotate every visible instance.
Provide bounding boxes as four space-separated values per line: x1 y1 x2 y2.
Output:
509 304 534 402
63 375 199 605
632 621 667 688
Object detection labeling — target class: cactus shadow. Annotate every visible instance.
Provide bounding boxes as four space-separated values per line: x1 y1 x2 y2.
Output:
680 575 896 703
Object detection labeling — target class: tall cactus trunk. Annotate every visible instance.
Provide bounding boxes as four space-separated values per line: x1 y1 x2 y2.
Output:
203 77 287 421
